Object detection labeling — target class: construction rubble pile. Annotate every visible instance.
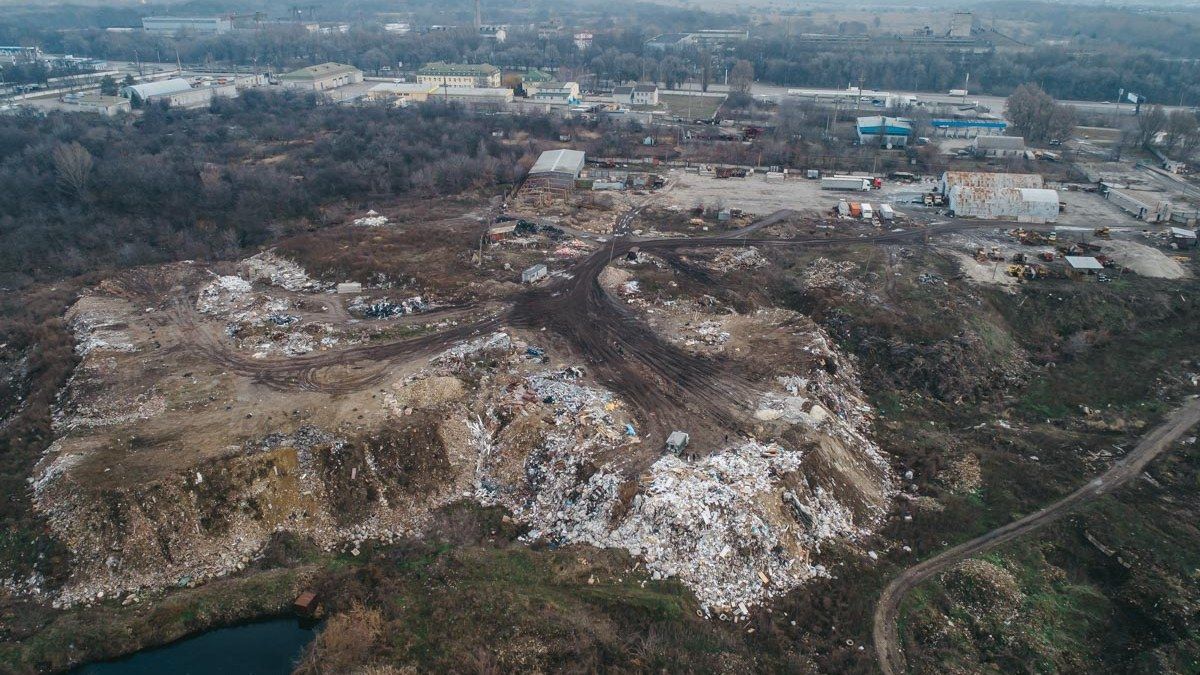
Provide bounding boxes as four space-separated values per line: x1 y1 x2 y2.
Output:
796 257 872 300
31 267 895 618
706 247 768 272
466 327 893 619
243 250 326 292
352 210 390 227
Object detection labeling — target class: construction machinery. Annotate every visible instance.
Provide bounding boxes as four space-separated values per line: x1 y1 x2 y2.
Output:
1093 227 1112 239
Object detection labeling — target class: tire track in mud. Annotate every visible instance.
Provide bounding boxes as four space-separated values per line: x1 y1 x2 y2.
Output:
175 217 1001 412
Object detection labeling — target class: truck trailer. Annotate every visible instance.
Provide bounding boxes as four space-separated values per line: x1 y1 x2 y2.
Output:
821 176 870 191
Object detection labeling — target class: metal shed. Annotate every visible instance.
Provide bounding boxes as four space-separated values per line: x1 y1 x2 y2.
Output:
524 149 586 193
666 431 689 454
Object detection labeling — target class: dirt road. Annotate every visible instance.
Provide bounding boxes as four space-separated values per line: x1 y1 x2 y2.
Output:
873 397 1200 675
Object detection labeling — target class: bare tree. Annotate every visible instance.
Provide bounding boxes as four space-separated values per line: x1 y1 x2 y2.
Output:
729 59 754 96
52 142 94 202
1136 104 1168 149
1164 110 1200 158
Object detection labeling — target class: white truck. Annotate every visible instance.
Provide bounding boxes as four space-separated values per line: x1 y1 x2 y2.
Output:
879 203 895 221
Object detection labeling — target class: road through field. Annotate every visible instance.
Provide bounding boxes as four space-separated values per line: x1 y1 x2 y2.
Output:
873 397 1200 675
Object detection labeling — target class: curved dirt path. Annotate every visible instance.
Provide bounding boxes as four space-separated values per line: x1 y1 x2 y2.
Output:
873 397 1200 675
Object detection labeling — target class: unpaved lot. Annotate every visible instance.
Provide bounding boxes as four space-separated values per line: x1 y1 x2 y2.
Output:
1054 188 1141 226
660 171 835 216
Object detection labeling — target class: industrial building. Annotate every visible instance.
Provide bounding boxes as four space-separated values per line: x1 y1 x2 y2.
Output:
278 63 363 92
416 62 501 88
612 84 659 106
367 82 438 104
430 86 513 107
940 171 1043 194
120 78 236 109
971 135 1026 157
525 149 586 193
941 171 1058 223
142 16 233 35
645 30 749 51
856 116 913 148
1103 187 1172 223
930 118 1007 138
60 93 130 116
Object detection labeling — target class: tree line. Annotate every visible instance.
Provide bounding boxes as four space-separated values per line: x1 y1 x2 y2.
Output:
0 90 566 288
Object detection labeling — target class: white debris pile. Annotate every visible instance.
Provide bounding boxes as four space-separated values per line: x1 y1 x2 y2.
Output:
619 280 641 296
474 368 629 545
604 442 841 617
244 251 323 292
196 275 253 314
350 295 427 319
708 247 768 272
67 302 136 356
685 320 732 347
352 210 390 227
796 257 868 299
432 332 512 364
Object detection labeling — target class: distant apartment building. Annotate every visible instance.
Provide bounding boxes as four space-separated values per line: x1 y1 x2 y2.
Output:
277 63 364 92
417 62 501 88
645 29 749 51
573 32 594 51
142 16 233 35
478 25 507 43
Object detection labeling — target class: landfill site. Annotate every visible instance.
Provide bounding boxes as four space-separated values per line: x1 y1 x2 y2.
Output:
20 148 1200 670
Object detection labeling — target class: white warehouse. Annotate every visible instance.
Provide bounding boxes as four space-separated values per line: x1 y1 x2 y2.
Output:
941 171 1059 223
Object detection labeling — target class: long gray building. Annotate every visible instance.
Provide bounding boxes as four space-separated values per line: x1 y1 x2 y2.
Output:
524 149 586 192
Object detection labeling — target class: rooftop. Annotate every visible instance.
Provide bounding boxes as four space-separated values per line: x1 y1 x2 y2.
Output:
974 135 1026 150
418 62 500 76
1065 256 1104 270
530 149 586 176
369 82 438 94
120 78 193 99
1171 227 1198 238
942 171 1043 190
857 115 914 134
279 62 361 81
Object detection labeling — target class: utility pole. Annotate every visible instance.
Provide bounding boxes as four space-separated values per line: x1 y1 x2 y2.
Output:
474 0 483 31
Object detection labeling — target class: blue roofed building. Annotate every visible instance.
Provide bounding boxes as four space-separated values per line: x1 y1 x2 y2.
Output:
856 116 913 148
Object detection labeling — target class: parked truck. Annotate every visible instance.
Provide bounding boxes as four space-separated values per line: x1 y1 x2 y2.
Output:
878 203 895 221
861 203 874 220
821 176 871 191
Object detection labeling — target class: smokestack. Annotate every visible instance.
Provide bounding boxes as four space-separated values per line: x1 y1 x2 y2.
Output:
474 0 482 30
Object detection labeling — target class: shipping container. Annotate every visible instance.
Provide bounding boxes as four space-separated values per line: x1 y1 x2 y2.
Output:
879 203 895 220
861 204 874 220
849 202 862 217
806 169 820 179
821 176 870 191
837 200 850 216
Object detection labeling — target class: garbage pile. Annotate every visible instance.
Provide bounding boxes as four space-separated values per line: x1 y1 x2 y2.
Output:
796 257 869 300
244 251 324 292
554 239 594 258
66 297 137 356
350 295 427 319
352 210 390 227
463 333 890 618
195 275 253 314
707 247 768 272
